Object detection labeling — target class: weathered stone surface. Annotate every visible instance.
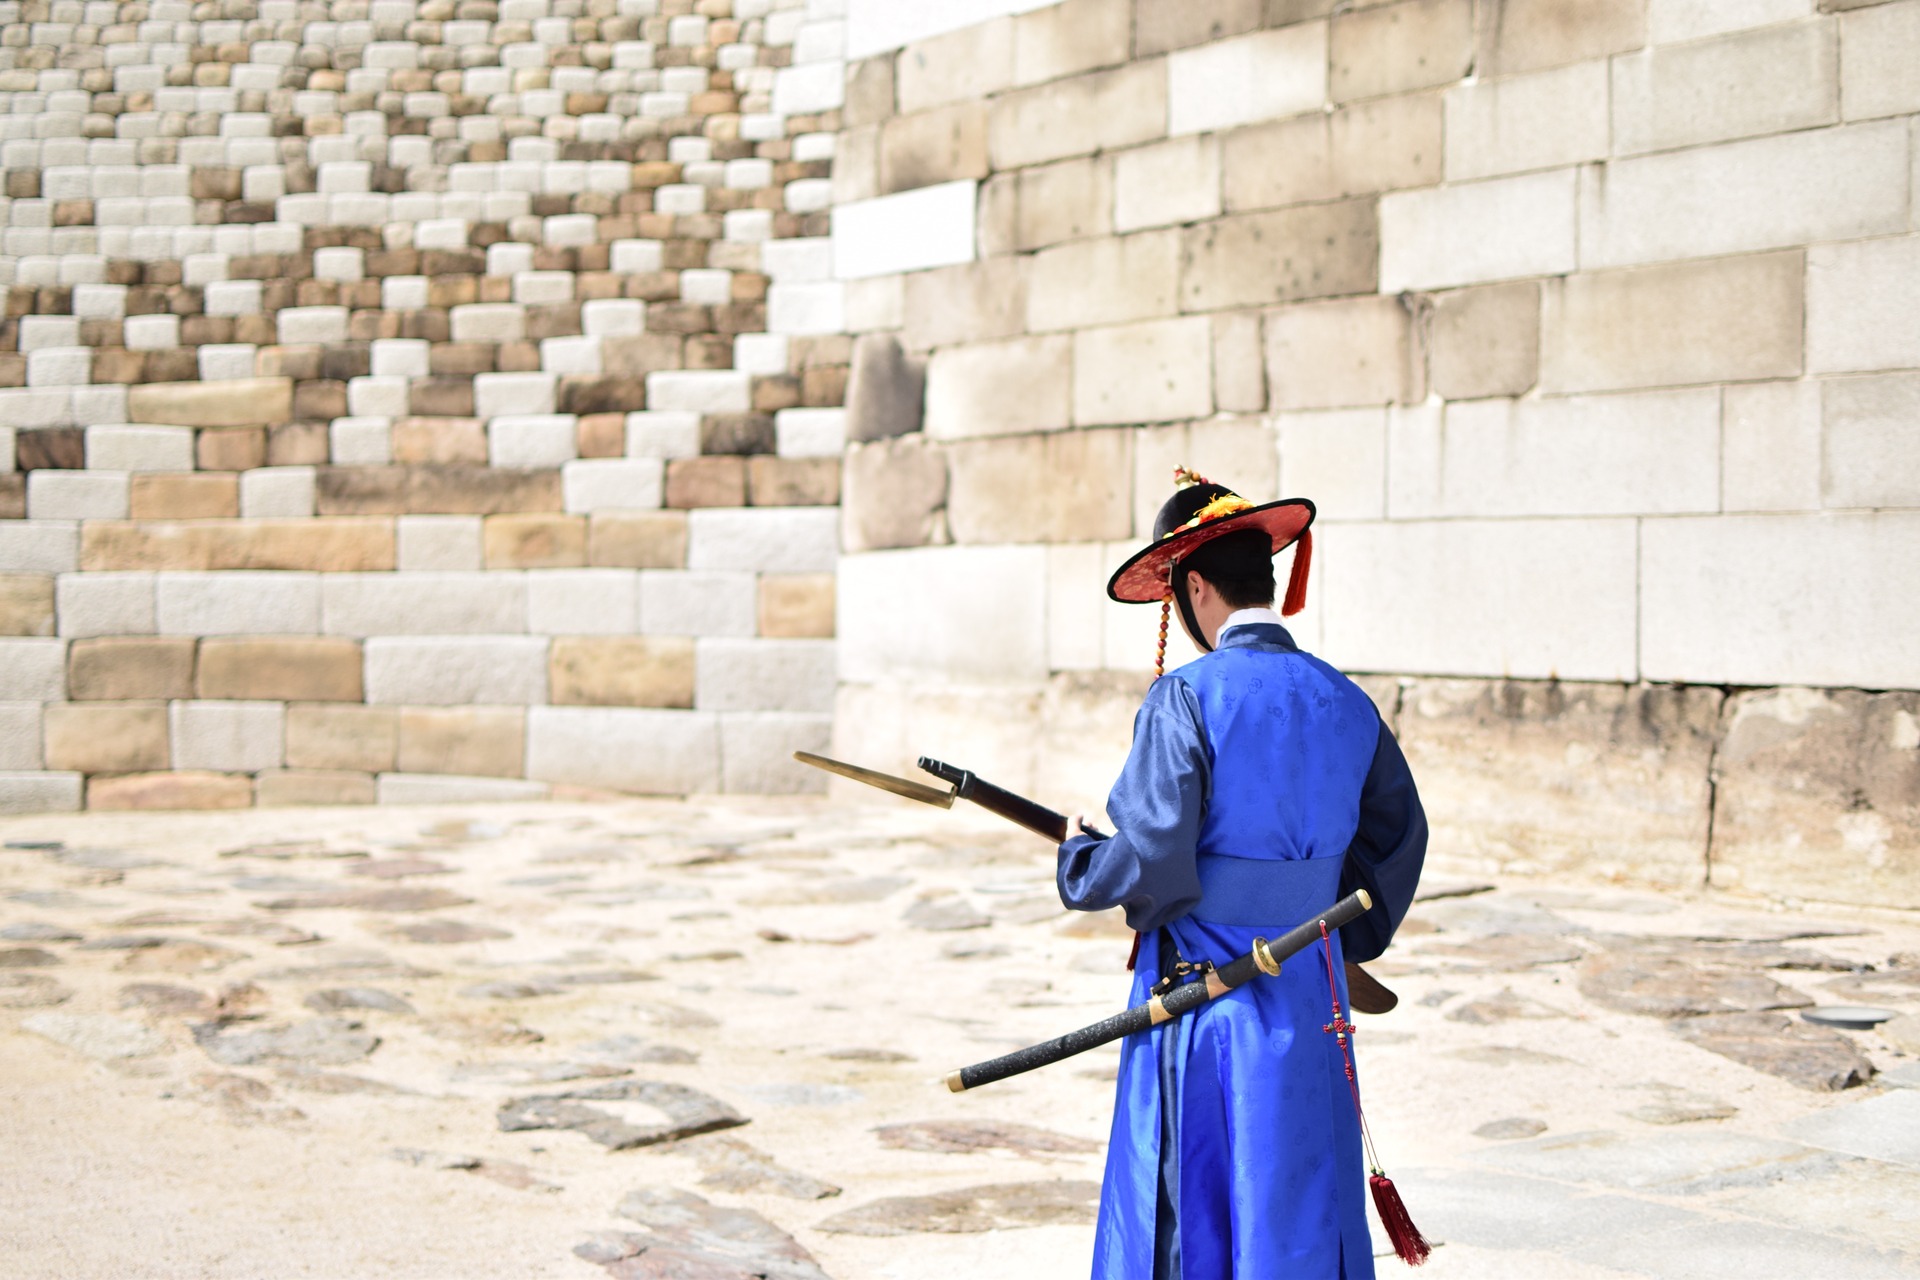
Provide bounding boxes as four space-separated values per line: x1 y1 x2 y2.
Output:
589 512 689 570
81 519 395 573
127 377 293 427
747 457 839 508
68 637 197 702
195 1016 379 1066
397 706 525 778
87 772 253 811
1477 0 1647 76
1223 94 1441 212
1477 1117 1550 1140
0 575 54 637
1135 0 1264 58
285 704 397 773
844 333 925 443
550 637 695 709
23 1012 167 1059
258 887 469 912
1427 281 1542 401
758 576 835 640
1179 201 1379 312
45 703 169 774
947 430 1131 544
818 1180 1101 1235
303 988 414 1015
0 946 60 967
1670 1012 1875 1091
0 973 72 1008
902 895 989 931
498 1079 745 1150
1009 157 1113 254
1709 688 1920 907
1266 294 1421 410
987 62 1167 171
842 435 948 553
1577 948 1813 1019
1397 680 1722 886
253 770 377 807
1331 0 1474 102
670 1134 842 1200
579 1187 830 1279
484 513 586 569
1446 988 1570 1024
875 1120 1101 1156
196 637 362 702
880 102 989 195
923 335 1073 439
389 919 511 944
129 473 239 521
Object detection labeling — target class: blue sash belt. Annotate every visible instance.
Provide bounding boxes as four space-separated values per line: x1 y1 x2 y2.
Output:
1189 853 1345 928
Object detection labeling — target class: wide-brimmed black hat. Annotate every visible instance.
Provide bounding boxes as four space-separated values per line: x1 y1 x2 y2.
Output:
1108 468 1315 613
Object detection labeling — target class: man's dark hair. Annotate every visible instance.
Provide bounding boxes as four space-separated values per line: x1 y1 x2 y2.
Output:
1181 529 1275 609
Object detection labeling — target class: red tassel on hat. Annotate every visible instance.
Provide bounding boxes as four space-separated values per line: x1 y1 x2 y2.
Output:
1281 529 1313 617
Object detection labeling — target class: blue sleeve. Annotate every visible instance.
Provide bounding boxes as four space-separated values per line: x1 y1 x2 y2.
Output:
1337 714 1427 963
1055 675 1210 935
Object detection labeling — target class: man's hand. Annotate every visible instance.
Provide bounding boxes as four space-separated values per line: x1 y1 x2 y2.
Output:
1068 814 1108 840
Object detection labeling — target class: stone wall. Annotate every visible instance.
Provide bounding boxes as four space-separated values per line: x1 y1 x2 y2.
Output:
825 0 1920 906
0 0 853 810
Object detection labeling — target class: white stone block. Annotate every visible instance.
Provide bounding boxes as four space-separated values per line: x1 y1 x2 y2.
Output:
204 279 263 316
525 705 720 794
330 416 392 466
238 467 314 518
0 771 83 814
364 636 550 706
768 281 847 336
1073 316 1213 427
513 270 574 305
451 303 527 344
0 522 79 574
1611 20 1839 157
71 387 128 429
734 335 790 379
170 700 283 772
1392 390 1720 518
0 639 67 701
277 305 350 345
774 407 846 457
71 283 127 320
156 571 322 635
1321 519 1638 680
645 370 751 415
1651 0 1811 43
1578 120 1908 270
1381 168 1577 291
474 371 557 417
688 508 839 574
414 217 469 249
1168 25 1323 136
1808 234 1920 375
0 703 42 770
1114 135 1221 233
541 336 602 376
370 339 431 379
1724 380 1822 513
626 412 703 460
1640 511 1920 687
322 571 525 636
27 347 91 386
582 298 645 338
0 390 73 430
1277 408 1388 522
27 470 128 520
610 239 664 274
55 572 155 637
562 458 664 512
924 335 1073 438
85 424 192 472
397 515 484 572
348 375 409 419
845 0 1056 61
1821 373 1920 509
489 414 578 469
695 638 836 712
18 316 79 351
199 345 258 382
1444 61 1610 183
1841 0 1920 122
762 237 834 282
831 180 977 280
774 59 845 115
382 275 430 310
838 545 1047 684
312 245 364 281
719 712 832 794
639 570 757 637
526 568 640 635
1046 542 1106 671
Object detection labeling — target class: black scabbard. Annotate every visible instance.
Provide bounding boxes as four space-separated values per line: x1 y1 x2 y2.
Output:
945 889 1373 1092
918 756 1074 841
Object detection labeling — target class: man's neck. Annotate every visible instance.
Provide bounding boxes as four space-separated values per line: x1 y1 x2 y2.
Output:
1216 606 1282 642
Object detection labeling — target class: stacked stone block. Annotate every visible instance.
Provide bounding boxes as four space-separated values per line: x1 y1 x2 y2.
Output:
0 0 851 811
828 0 1920 906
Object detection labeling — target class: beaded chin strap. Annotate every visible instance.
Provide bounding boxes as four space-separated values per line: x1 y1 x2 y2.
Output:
1154 467 1212 681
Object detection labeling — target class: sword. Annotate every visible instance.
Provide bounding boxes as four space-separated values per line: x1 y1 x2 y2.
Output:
947 890 1374 1091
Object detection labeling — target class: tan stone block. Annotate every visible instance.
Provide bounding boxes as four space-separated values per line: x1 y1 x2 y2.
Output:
0 574 54 637
947 429 1132 544
407 466 563 516
665 457 748 508
1013 0 1132 85
1612 21 1838 157
1114 135 1222 234
1223 94 1441 211
397 705 526 778
1180 201 1379 312
1330 0 1473 102
1540 251 1804 395
268 421 330 467
45 702 169 773
1213 312 1268 414
407 377 474 418
900 257 1029 353
977 173 1020 257
1028 231 1180 333
80 519 396 572
831 124 881 205
896 17 1013 114
392 417 487 464
252 769 376 807
1135 0 1264 56
924 336 1074 439
1478 0 1647 77
988 61 1169 171
549 636 695 708
878 101 989 195
483 513 587 569
577 413 625 460
747 456 840 507
128 473 238 520
1190 415 1279 504
1072 316 1215 426
68 637 196 701
758 574 836 639
842 435 949 553
87 770 252 811
126 377 293 427
588 511 689 569
196 428 267 472
196 637 363 702
1428 281 1541 401
1013 156 1114 251
285 702 397 772
844 56 895 129
1265 294 1423 410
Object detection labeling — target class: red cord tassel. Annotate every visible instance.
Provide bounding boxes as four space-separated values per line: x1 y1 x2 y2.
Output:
1281 530 1312 617
1369 1173 1432 1266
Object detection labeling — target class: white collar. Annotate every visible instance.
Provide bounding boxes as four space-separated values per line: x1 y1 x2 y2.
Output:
1218 607 1282 637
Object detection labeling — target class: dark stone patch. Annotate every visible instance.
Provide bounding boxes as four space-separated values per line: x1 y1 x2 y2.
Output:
389 919 512 944
76 935 165 950
120 982 215 1015
1445 988 1569 1024
902 896 990 932
742 875 911 906
823 1047 913 1063
390 1148 556 1190
1670 1013 1875 1092
1578 950 1814 1019
1476 1117 1549 1140
876 1120 1101 1157
304 987 415 1014
195 1016 380 1067
451 1061 632 1085
575 1188 829 1279
188 1071 305 1124
553 968 658 985
0 972 71 1007
1423 933 1585 971
0 946 60 967
580 1034 699 1066
943 939 1010 960
7 891 95 908
460 979 568 1000
204 918 321 946
668 1134 842 1200
277 1068 415 1095
347 857 455 879
220 841 369 860
498 1079 745 1150
817 1180 1101 1236
256 887 472 912
1622 1085 1739 1125
0 922 80 942
251 949 434 981
49 847 162 871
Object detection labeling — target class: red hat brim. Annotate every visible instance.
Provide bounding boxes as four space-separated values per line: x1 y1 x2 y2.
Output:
1107 498 1316 603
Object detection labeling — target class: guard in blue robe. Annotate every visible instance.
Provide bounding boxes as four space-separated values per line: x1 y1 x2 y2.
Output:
1057 471 1427 1280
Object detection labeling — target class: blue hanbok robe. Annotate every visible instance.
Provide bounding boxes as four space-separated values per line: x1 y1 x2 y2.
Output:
1058 622 1428 1280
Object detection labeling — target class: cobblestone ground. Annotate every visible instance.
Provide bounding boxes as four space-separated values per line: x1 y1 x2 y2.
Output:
1 797 1917 1279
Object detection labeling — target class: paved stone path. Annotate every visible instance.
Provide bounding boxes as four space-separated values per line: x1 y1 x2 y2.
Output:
0 797 1916 1278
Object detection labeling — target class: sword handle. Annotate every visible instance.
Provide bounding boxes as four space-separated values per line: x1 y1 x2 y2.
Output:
916 757 1108 843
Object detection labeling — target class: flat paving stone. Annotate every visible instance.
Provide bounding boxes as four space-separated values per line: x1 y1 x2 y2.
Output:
816 1180 1100 1235
577 1188 830 1280
23 1012 167 1060
388 919 512 944
1719 1154 1920 1257
256 887 472 912
303 987 415 1014
0 922 81 941
1670 1012 1876 1091
669 1134 842 1200
0 946 61 967
0 972 72 1008
1397 1167 1703 1253
1578 950 1813 1018
1594 1217 1920 1280
875 1119 1101 1157
902 895 990 931
194 1017 379 1066
1779 1089 1920 1169
1476 1117 1549 1140
1470 1128 1815 1192
496 1079 745 1150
